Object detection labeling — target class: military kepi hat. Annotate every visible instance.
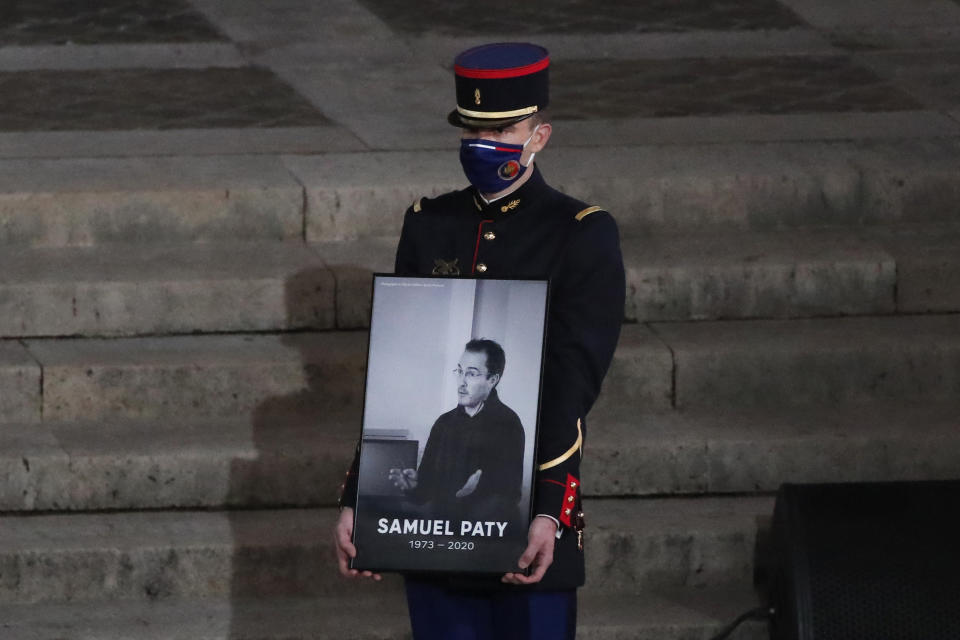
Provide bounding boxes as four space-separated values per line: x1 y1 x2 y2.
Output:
448 42 549 128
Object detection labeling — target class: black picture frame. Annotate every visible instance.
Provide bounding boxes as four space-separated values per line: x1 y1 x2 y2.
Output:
350 275 549 575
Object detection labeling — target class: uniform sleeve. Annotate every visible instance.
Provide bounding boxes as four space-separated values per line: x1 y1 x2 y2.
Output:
533 211 625 526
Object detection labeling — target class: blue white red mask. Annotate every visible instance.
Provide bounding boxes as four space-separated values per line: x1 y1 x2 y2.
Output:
459 125 539 194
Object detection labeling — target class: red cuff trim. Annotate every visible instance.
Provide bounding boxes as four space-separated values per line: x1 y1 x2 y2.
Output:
559 474 579 527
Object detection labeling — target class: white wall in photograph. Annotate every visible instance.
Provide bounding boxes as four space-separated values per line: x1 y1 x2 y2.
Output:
364 278 477 461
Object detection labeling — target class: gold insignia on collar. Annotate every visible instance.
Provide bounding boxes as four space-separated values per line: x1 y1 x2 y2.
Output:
500 199 520 213
432 258 461 276
474 88 481 105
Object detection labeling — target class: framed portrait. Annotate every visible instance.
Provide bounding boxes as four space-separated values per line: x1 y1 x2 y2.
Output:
350 275 549 575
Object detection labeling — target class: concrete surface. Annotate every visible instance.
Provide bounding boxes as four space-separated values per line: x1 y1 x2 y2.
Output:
284 140 960 242
0 243 336 337
24 332 367 421
307 237 399 328
0 341 42 422
313 227 960 327
592 324 675 414
0 225 922 340
585 401 960 495
0 588 765 639
779 0 960 29
0 43 245 72
0 156 304 246
652 314 960 408
0 423 68 510
11 311 928 425
0 127 367 159
1 415 359 512
0 497 768 604
0 140 957 247
282 152 465 243
879 227 960 312
3 399 958 512
623 229 896 320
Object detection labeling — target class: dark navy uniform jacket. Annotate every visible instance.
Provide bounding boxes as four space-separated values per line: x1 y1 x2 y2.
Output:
341 166 625 590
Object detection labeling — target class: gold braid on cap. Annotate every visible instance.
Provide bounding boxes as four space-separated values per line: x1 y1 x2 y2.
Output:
457 105 539 119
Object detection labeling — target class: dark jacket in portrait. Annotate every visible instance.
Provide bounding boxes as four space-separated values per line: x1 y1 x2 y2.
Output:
412 388 524 523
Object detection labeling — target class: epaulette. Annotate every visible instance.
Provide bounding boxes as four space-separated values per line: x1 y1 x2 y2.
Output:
575 205 604 221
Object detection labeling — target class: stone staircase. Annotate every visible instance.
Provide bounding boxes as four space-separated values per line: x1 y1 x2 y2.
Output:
2 135 959 639
3 0 960 638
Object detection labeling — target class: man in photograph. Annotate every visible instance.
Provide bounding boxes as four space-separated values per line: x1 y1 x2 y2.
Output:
335 42 625 640
389 339 525 522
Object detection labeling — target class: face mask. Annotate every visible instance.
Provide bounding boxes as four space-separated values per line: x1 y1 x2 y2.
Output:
459 125 539 194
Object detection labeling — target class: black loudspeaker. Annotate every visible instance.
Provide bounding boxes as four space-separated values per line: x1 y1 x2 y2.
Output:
763 480 960 640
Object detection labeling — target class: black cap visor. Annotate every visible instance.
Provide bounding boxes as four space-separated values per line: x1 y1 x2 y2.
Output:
447 109 537 129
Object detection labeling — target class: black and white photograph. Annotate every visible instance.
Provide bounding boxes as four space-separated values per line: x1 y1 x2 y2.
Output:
351 276 549 574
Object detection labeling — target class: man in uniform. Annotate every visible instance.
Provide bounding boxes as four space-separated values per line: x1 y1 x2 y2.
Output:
334 42 625 640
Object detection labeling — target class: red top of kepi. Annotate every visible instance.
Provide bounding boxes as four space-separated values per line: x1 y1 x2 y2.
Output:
448 42 550 129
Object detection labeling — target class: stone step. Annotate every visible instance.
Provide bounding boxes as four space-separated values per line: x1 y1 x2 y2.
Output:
330 225 960 326
4 401 957 512
0 587 765 639
0 498 768 604
879 224 960 314
585 402 960 497
286 139 960 242
605 314 960 412
5 311 959 423
0 156 304 247
0 237 399 338
7 226 947 337
0 415 359 512
2 139 958 249
0 243 336 338
19 333 367 423
326 227 918 328
0 341 40 422
624 229 898 321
